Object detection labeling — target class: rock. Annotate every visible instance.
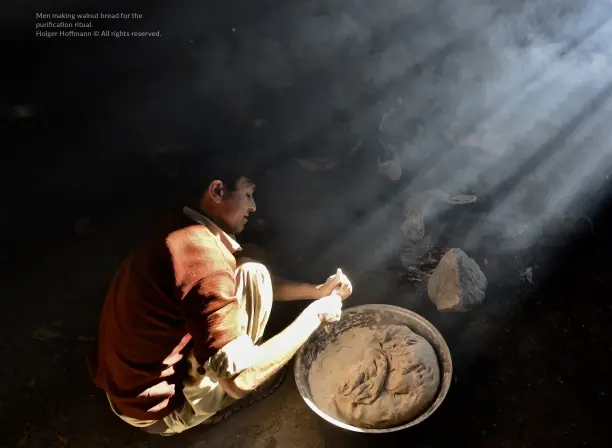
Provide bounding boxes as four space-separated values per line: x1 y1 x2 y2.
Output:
427 248 487 311
520 266 536 284
378 159 402 181
446 194 477 204
400 212 425 242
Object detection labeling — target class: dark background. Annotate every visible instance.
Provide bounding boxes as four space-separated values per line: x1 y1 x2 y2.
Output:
2 0 612 446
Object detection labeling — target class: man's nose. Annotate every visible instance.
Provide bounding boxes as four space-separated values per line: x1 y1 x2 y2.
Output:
249 200 256 212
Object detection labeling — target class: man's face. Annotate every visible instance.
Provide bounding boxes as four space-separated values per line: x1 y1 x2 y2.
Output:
211 177 256 235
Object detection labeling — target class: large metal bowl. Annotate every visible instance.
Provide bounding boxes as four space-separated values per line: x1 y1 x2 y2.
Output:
294 304 452 433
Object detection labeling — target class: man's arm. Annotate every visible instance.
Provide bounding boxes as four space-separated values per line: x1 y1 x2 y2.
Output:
272 276 320 301
219 294 342 399
272 268 353 302
219 310 319 398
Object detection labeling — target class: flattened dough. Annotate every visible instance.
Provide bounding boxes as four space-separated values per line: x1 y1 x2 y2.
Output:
308 325 440 429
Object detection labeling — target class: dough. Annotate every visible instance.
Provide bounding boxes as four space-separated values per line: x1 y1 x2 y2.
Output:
308 325 440 429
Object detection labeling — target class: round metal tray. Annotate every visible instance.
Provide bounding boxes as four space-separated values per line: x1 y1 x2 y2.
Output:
294 304 452 433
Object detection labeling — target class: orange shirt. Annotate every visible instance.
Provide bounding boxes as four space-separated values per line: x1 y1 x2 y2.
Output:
89 209 244 420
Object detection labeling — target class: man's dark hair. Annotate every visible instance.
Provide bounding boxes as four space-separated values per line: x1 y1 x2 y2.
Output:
181 155 255 207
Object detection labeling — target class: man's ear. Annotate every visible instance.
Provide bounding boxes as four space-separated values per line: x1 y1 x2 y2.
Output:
209 180 225 204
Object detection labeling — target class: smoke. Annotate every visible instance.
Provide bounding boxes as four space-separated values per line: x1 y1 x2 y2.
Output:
131 0 612 265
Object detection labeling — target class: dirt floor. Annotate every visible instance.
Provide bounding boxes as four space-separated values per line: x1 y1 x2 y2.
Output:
4 0 612 446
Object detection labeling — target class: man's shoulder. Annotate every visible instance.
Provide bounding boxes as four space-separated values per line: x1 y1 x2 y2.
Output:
166 224 234 286
167 223 220 254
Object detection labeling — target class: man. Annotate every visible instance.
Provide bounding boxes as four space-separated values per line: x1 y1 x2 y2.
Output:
89 170 352 435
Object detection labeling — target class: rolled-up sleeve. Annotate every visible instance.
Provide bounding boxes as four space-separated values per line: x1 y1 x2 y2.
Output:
180 269 255 380
206 334 257 381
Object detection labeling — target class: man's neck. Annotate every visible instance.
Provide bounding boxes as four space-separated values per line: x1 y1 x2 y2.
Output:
183 206 241 253
193 207 224 231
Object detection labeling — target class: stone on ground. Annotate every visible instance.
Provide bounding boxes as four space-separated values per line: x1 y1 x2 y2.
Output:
401 212 425 241
427 248 487 311
378 159 402 181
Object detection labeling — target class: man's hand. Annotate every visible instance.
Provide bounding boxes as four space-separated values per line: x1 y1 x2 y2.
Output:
317 268 353 300
219 291 341 399
306 291 343 324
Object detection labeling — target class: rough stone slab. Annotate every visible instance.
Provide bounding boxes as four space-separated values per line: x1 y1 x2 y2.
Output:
427 248 487 311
